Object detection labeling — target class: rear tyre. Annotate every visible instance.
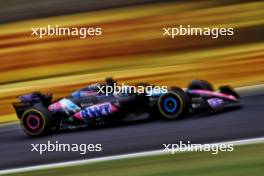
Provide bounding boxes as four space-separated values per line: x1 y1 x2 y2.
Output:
188 80 214 91
158 88 190 120
21 103 51 137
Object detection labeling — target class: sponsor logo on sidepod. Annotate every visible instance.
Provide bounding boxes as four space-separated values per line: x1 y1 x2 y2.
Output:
74 103 118 119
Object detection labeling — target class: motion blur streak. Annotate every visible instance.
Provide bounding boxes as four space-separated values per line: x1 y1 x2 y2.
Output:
0 0 263 121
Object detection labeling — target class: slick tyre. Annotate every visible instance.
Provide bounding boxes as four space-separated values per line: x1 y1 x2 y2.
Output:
188 80 214 91
21 103 51 137
158 88 190 120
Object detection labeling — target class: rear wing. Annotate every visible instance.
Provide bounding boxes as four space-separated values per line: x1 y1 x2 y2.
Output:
12 101 33 119
12 92 53 119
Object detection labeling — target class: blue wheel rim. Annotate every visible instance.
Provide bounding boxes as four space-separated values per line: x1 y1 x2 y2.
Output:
163 97 177 113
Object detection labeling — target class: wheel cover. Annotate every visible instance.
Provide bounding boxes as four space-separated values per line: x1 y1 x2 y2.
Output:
26 115 41 130
163 97 178 113
158 92 184 119
22 109 46 135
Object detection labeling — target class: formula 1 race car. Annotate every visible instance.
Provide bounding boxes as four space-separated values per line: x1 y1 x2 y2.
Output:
13 78 240 136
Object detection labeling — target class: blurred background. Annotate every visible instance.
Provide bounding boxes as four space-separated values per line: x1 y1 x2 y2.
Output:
0 0 263 122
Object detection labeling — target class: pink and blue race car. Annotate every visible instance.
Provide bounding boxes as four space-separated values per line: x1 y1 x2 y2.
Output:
13 78 240 136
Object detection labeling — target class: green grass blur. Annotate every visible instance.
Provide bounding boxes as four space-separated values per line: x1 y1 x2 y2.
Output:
4 143 264 176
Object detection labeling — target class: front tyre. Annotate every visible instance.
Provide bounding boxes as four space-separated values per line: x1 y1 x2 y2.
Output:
21 104 51 137
158 88 190 120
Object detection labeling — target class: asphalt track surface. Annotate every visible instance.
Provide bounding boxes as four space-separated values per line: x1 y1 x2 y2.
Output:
0 92 264 170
